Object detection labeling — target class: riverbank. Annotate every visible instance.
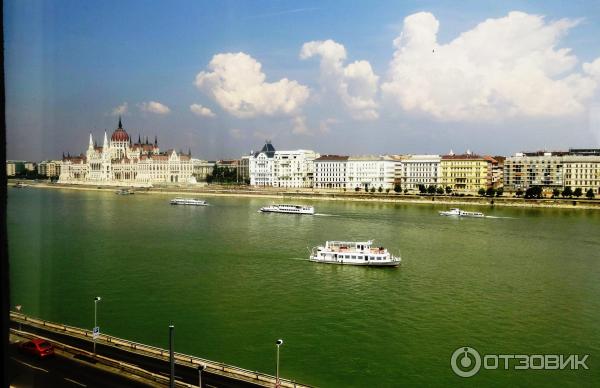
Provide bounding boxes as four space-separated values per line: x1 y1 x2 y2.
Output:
9 180 600 210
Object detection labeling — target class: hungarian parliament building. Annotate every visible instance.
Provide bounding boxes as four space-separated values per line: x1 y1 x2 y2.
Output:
58 118 195 186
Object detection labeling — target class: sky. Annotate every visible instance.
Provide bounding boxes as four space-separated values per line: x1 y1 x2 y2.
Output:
5 0 600 161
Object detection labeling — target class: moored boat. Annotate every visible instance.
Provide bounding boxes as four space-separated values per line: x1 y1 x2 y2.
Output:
260 204 314 215
170 197 208 206
439 208 484 217
309 240 401 267
115 189 134 195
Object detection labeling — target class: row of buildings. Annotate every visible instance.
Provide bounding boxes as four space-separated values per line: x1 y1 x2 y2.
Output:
6 120 600 194
247 143 505 192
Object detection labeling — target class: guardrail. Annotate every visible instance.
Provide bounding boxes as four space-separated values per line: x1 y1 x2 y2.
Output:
11 312 309 388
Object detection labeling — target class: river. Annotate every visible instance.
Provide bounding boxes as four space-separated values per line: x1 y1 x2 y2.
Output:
8 188 600 386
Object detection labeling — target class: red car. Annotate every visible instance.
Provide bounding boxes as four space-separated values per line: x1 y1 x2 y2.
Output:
19 338 55 358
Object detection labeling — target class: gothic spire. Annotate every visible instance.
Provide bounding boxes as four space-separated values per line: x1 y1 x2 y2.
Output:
145 136 149 144
118 116 123 129
138 134 141 144
89 132 93 149
154 135 157 146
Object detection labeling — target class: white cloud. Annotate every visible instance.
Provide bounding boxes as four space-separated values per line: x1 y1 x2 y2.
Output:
381 11 600 121
139 101 171 115
301 39 379 120
190 103 216 118
319 118 339 133
292 116 310 134
195 52 309 118
112 102 128 116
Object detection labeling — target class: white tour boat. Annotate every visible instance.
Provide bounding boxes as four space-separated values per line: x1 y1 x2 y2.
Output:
439 208 484 218
170 198 208 206
260 204 315 215
115 189 134 195
309 240 401 267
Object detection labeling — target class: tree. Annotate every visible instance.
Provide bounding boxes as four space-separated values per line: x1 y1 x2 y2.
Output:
573 188 583 198
418 184 426 194
496 187 504 197
378 186 383 193
403 189 409 194
445 186 452 194
385 188 391 194
525 186 542 199
393 184 402 193
552 188 560 198
486 187 496 197
516 189 523 197
562 186 573 198
436 186 444 195
355 187 361 192
370 187 376 193
427 185 436 194
586 188 595 199
478 188 486 196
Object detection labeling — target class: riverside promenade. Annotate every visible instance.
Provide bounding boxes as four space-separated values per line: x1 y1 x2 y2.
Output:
10 180 600 210
10 312 310 388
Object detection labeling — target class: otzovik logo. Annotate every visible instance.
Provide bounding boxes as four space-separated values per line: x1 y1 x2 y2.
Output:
451 346 590 377
451 347 481 377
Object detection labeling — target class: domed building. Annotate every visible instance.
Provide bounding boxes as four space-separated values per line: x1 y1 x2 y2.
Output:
59 118 195 186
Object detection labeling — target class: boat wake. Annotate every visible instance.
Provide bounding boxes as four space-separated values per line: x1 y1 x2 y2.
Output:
287 257 309 261
484 216 517 219
314 213 338 217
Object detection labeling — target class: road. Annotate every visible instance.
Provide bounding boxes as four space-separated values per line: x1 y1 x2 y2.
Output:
8 341 151 388
11 322 273 387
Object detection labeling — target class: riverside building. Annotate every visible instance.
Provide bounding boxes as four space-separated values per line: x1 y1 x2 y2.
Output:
400 155 441 191
58 118 195 186
504 149 600 194
440 151 495 193
346 156 396 191
249 141 319 188
37 160 62 178
313 155 349 189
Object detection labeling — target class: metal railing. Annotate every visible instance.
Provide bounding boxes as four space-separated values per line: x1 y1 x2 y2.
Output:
10 311 309 388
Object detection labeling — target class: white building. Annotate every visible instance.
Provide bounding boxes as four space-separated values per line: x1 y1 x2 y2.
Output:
249 141 319 188
347 156 396 191
401 155 441 191
314 155 349 189
59 118 195 186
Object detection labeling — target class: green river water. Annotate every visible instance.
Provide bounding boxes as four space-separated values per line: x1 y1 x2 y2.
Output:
8 188 600 387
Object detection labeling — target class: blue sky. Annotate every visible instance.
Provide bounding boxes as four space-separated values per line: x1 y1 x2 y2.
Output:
5 0 600 160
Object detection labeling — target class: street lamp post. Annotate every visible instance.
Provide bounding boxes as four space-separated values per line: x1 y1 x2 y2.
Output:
93 296 101 356
197 364 206 387
275 339 283 387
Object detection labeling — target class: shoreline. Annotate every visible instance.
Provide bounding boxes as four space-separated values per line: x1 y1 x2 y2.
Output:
10 181 600 210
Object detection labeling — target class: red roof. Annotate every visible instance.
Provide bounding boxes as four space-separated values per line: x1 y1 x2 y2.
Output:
111 128 130 142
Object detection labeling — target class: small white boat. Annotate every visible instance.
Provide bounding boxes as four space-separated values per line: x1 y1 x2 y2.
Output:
115 189 134 195
309 240 401 267
439 208 484 218
14 182 29 188
260 204 314 215
170 198 208 206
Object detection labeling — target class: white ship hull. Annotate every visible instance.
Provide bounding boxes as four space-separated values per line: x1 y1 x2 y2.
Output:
439 208 484 218
309 240 401 268
309 256 400 267
170 198 208 206
260 204 314 215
